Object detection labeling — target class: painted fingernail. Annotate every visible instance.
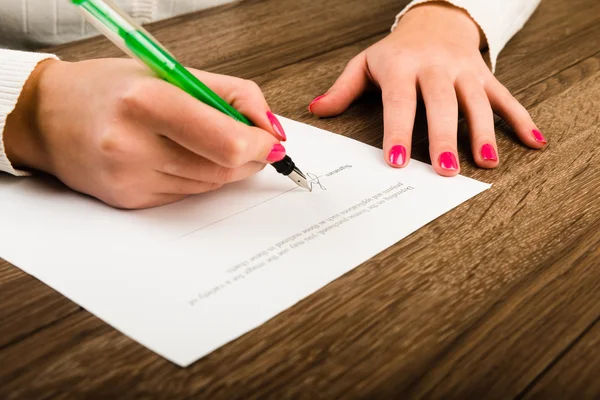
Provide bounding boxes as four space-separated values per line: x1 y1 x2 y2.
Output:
267 143 286 162
481 144 498 161
267 111 286 141
532 129 547 144
389 145 407 166
308 94 327 114
439 152 458 171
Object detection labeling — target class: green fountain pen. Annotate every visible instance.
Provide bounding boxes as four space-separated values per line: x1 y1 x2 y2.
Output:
71 0 311 191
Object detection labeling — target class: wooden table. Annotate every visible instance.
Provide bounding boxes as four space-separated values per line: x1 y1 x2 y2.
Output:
1 0 599 398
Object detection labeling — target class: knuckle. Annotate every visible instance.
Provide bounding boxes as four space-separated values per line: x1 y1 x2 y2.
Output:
382 92 414 108
192 182 222 194
102 168 128 192
497 85 515 103
162 161 180 176
109 187 148 209
513 105 532 123
469 109 493 125
103 175 140 209
428 91 454 106
429 139 456 152
425 83 457 105
221 136 249 167
170 183 189 195
380 52 415 74
464 93 491 116
488 80 515 103
422 59 452 74
209 183 223 192
111 196 143 210
117 80 153 114
467 89 488 104
493 84 530 118
346 52 367 71
243 79 261 93
214 166 236 184
98 129 130 158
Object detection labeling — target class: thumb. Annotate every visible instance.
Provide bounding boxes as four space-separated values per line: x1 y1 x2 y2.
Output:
308 51 371 117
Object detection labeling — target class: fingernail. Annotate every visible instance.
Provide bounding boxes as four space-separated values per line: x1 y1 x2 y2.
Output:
481 144 498 161
389 145 407 166
439 152 458 171
308 94 327 114
267 143 286 162
267 111 286 141
532 129 547 144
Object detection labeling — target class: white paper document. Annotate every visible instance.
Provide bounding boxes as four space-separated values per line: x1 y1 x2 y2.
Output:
0 117 489 366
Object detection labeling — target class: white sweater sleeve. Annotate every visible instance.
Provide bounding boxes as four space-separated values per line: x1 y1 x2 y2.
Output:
0 49 58 176
392 0 542 72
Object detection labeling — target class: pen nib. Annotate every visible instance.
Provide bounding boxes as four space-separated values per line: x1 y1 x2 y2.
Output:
288 169 312 192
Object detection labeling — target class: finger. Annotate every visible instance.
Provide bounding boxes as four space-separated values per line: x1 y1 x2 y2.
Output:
123 79 285 168
419 68 460 176
103 187 187 210
455 73 498 168
155 172 223 195
485 78 547 149
136 194 188 210
308 51 371 117
154 136 266 184
381 73 417 168
186 69 287 142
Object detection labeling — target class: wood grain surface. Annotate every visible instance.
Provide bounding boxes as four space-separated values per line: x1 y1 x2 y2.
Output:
1 0 599 398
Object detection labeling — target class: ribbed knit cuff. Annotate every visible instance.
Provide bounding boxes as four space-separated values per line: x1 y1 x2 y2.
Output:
0 49 58 176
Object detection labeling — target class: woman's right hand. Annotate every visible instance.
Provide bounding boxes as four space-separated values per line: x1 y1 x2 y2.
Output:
4 58 287 209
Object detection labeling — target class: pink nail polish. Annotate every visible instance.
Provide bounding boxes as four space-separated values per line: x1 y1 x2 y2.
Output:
532 129 547 144
481 144 498 161
439 152 458 171
389 145 407 166
267 111 286 141
308 94 327 114
267 143 286 162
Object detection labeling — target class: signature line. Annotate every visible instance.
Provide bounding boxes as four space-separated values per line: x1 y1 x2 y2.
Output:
178 187 298 239
177 174 326 239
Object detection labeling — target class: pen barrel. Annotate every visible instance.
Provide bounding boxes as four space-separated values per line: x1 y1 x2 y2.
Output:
73 0 146 58
125 31 251 125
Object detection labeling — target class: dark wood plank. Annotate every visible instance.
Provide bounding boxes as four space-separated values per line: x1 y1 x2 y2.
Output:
50 0 407 79
0 313 115 400
0 258 26 285
2 27 599 400
1 0 599 398
523 318 600 399
0 276 80 348
513 52 600 111
393 222 600 399
494 0 600 92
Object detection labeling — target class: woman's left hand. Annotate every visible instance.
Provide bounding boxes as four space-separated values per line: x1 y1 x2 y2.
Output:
308 2 547 176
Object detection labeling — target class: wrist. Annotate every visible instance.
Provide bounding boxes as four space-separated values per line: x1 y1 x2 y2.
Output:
4 59 58 173
396 1 485 50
